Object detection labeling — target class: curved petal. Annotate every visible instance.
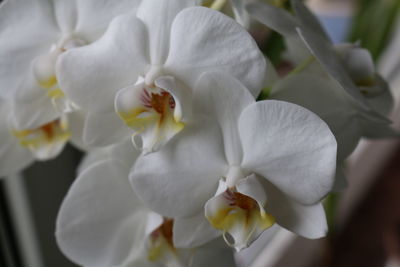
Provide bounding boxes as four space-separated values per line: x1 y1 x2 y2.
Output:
231 0 251 27
296 27 372 112
0 103 33 177
0 0 58 99
83 110 132 148
56 13 149 112
270 74 362 160
261 177 328 239
115 77 187 153
335 45 375 84
77 138 138 174
205 177 274 251
56 159 146 267
130 117 227 218
173 213 220 248
194 72 255 165
290 0 330 41
165 6 266 97
236 174 267 209
75 0 142 42
11 115 70 161
246 2 299 36
155 75 192 123
239 100 337 205
0 133 33 178
137 0 196 65
11 75 60 130
67 110 87 151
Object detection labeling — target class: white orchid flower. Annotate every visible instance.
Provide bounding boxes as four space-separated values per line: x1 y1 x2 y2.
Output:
130 72 337 251
0 0 140 159
56 141 236 267
246 0 393 122
0 98 85 177
56 0 266 153
0 99 90 177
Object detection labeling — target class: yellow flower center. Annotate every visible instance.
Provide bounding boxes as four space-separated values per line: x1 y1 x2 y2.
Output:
12 118 71 160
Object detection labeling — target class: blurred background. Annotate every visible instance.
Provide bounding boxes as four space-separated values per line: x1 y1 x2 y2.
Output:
1 0 400 266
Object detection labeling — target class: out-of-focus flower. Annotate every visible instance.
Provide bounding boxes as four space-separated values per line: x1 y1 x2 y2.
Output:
56 141 236 267
247 0 394 121
246 0 397 189
130 72 337 251
0 0 140 161
0 98 88 177
56 0 266 153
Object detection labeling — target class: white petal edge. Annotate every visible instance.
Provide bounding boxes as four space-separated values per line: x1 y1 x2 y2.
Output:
194 71 255 165
165 6 266 97
130 117 227 218
239 100 337 205
56 159 145 267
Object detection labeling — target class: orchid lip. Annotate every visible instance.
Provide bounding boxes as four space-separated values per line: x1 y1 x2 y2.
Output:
205 185 275 251
115 83 184 152
12 117 71 160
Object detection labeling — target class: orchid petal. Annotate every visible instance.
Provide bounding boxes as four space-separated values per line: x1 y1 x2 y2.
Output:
261 178 328 239
155 75 192 124
246 2 299 36
239 100 337 205
290 0 330 41
231 0 250 27
83 111 132 148
115 76 187 153
75 0 141 42
295 27 372 112
173 213 220 248
10 74 60 130
194 72 254 165
0 0 58 99
12 115 70 160
57 13 149 112
137 0 196 65
270 74 368 160
335 45 375 84
165 6 266 97
56 159 145 267
205 178 274 251
0 102 33 177
236 174 267 209
67 110 86 151
130 117 226 218
77 139 138 174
